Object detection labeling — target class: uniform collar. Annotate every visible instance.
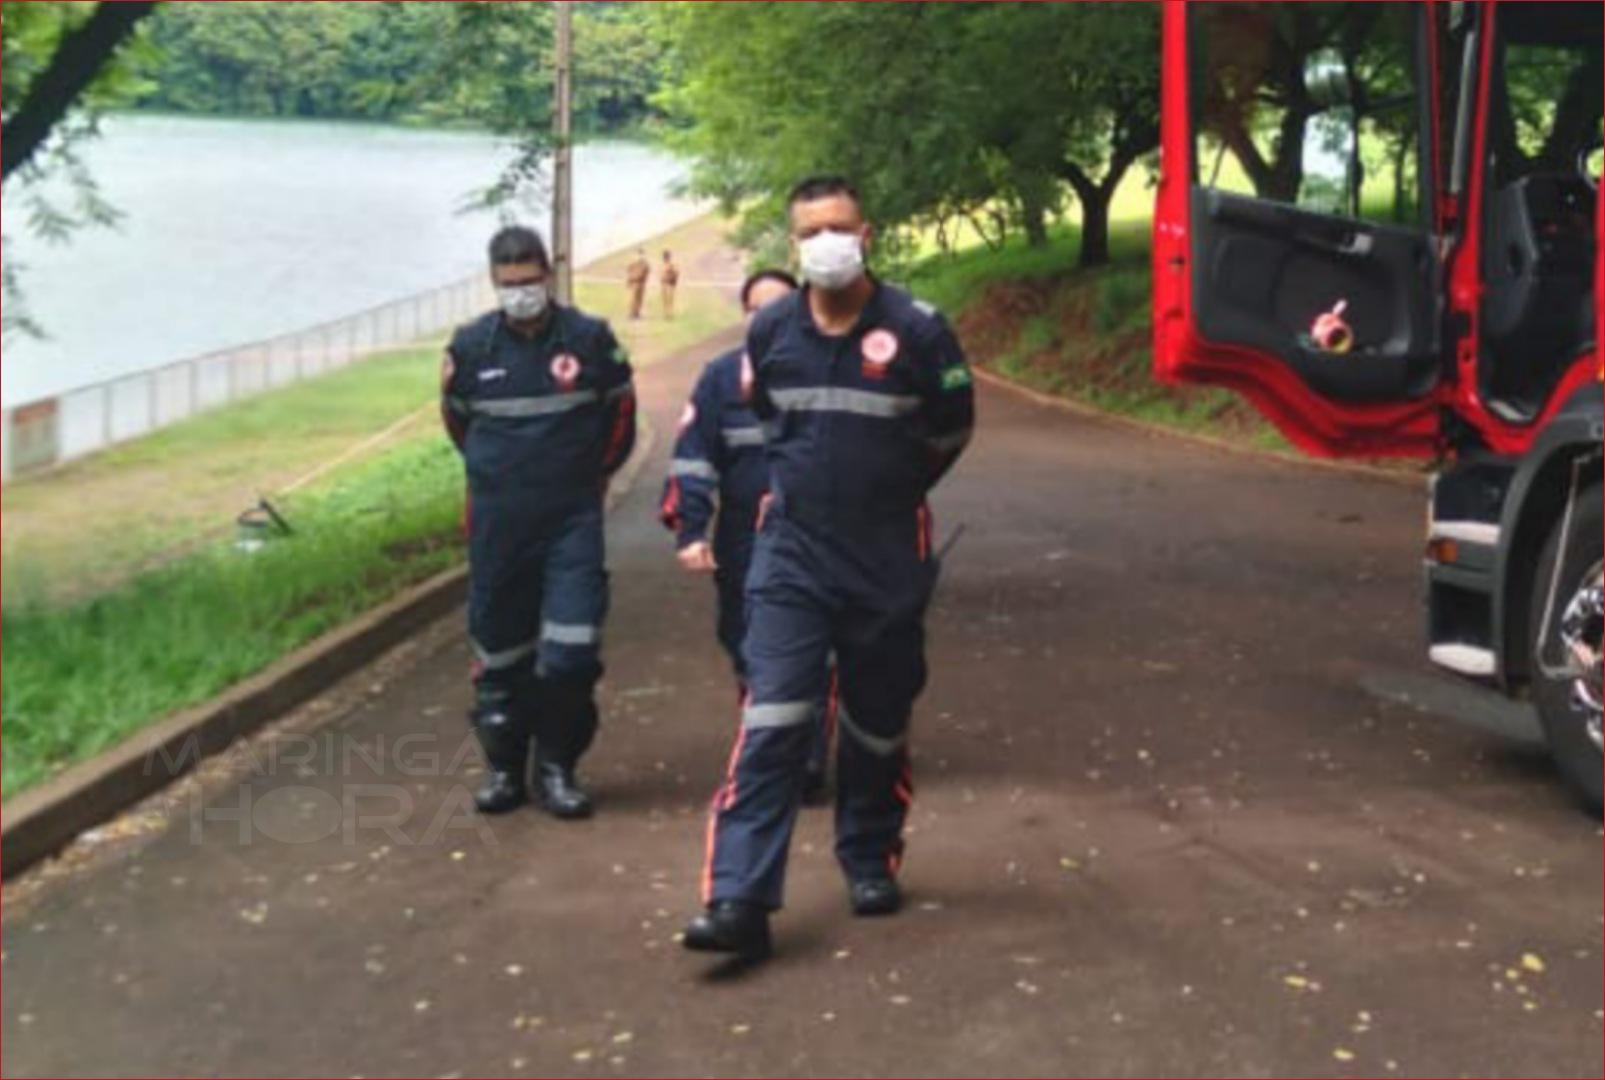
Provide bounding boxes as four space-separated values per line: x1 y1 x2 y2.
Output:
500 304 564 348
797 276 883 340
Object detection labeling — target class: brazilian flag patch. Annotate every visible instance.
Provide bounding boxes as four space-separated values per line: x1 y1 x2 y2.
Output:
940 364 973 391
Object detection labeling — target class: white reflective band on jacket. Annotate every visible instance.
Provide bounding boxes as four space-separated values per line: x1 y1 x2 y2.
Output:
769 386 921 419
470 391 599 417
669 459 719 481
925 427 973 455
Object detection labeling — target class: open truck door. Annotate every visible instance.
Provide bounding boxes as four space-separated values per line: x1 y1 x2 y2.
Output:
1153 1 1448 458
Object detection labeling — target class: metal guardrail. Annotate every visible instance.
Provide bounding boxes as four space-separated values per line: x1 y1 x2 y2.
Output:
2 273 495 481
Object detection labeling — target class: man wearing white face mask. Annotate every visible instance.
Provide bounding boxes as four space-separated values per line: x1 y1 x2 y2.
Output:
683 177 975 962
441 226 636 819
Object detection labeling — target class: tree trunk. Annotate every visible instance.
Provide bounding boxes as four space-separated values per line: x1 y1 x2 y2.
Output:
1021 197 1049 248
1078 192 1111 268
2 2 158 182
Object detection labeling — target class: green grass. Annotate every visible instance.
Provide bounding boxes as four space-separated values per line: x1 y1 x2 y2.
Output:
1 437 465 797
3 345 444 607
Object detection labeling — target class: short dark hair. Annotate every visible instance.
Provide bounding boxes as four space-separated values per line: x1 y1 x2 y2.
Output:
787 175 861 212
488 225 550 270
740 269 799 310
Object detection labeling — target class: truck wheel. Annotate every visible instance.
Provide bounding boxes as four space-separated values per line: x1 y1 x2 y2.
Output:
1530 484 1603 814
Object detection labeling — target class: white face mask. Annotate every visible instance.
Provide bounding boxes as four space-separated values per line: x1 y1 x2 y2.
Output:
498 283 549 321
797 229 865 291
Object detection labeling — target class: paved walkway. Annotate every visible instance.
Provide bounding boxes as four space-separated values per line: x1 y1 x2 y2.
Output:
3 329 1600 1077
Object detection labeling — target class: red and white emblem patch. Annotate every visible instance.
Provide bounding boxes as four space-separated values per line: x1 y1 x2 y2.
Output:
860 329 899 378
550 353 582 391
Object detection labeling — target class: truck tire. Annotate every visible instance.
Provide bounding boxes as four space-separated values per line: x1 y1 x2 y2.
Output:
1530 484 1603 814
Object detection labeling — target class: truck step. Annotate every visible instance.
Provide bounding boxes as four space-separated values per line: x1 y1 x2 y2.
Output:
1429 643 1497 677
1429 520 1501 546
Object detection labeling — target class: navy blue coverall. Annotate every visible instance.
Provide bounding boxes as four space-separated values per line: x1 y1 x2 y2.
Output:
702 283 974 910
442 306 636 766
659 349 832 777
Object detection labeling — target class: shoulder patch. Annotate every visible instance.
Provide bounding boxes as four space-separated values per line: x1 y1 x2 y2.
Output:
913 299 940 319
940 364 973 391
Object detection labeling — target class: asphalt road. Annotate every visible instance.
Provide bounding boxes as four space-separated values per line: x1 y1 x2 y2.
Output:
3 330 1601 1078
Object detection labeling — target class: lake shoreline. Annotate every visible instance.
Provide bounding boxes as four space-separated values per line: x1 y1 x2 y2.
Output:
4 117 697 408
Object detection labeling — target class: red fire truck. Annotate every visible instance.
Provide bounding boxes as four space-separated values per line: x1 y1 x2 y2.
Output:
1153 1 1602 808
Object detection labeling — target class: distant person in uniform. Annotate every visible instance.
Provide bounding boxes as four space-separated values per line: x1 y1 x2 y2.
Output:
660 269 835 804
625 248 651 321
661 250 681 320
441 225 637 820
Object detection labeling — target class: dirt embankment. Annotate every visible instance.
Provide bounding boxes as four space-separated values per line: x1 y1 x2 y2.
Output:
949 268 1280 447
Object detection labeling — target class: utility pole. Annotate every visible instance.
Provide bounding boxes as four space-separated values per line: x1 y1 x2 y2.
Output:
552 0 575 304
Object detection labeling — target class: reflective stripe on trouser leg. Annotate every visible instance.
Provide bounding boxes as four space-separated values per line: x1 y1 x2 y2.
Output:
833 703 914 881
704 526 832 909
466 513 543 712
831 563 929 883
533 507 608 762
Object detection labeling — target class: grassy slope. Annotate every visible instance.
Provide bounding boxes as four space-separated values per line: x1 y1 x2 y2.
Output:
3 347 443 607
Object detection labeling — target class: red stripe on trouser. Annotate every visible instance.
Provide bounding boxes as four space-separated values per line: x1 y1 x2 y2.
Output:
890 759 914 877
824 671 840 744
659 478 681 531
916 505 932 561
700 696 750 905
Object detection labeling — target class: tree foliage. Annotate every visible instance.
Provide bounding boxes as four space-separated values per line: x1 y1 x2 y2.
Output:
2 0 157 338
135 2 662 135
655 2 1160 268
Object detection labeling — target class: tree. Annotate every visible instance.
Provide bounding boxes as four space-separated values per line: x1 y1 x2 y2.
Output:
2 1 157 337
1 0 156 181
656 2 1159 268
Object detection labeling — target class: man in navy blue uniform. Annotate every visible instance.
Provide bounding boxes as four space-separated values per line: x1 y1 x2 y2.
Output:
441 225 636 819
659 270 835 803
683 178 975 961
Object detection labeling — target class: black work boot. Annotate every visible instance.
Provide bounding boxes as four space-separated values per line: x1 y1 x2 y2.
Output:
534 753 593 820
682 901 772 962
471 708 530 814
848 877 902 917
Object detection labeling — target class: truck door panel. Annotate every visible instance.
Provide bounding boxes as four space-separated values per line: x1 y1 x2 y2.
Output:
1193 188 1440 403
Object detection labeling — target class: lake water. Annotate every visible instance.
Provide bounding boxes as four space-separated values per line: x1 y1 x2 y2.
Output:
2 114 698 407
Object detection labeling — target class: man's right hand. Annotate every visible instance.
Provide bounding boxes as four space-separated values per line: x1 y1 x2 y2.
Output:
677 541 717 574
